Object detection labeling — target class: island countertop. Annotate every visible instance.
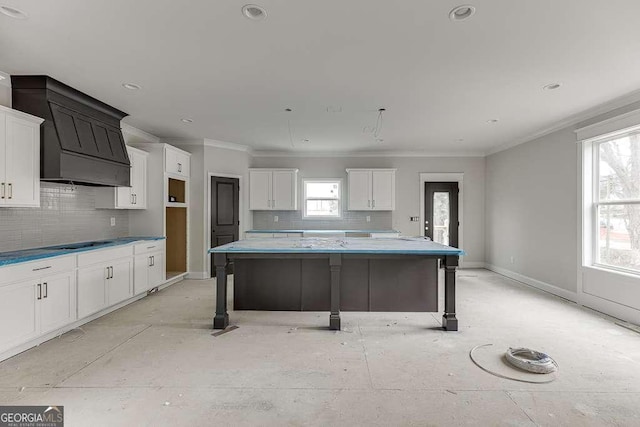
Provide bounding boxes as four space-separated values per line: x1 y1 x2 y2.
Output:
209 237 464 256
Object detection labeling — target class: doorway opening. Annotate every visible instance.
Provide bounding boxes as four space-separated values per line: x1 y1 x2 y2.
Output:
210 176 240 277
424 182 459 247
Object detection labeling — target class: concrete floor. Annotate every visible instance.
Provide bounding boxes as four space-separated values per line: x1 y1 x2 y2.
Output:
1 269 640 426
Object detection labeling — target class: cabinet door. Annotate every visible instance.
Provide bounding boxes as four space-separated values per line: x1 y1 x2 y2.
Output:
40 271 76 335
272 171 296 210
371 170 395 210
4 115 40 207
148 251 165 289
115 186 133 208
0 280 38 353
347 170 372 210
249 170 272 210
175 151 190 178
131 150 147 208
107 258 133 306
78 265 108 318
164 148 178 174
134 254 150 295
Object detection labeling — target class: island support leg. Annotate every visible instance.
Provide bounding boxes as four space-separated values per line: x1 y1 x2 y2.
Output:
329 254 342 330
442 255 459 331
213 253 229 329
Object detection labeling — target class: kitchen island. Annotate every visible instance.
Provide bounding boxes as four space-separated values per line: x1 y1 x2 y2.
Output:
208 237 464 331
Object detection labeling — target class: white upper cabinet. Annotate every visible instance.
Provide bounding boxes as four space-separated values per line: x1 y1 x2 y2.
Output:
249 169 298 210
96 146 148 209
164 145 190 178
347 169 396 211
0 106 44 207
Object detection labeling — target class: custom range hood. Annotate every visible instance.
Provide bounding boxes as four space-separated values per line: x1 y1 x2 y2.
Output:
11 75 130 187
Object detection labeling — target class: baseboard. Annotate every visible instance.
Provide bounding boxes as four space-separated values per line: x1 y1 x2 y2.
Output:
485 263 578 302
460 261 486 269
187 271 209 280
579 291 640 326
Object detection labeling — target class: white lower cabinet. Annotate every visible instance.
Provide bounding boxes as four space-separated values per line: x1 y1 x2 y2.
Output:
39 271 76 335
0 280 39 354
0 240 165 360
78 257 133 319
0 269 76 354
134 242 165 295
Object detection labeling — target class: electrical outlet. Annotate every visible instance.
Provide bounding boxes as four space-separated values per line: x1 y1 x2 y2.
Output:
366 215 371 222
510 256 515 264
110 217 116 227
410 216 420 222
274 215 279 222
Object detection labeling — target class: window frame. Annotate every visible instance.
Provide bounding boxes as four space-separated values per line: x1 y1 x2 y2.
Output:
590 133 640 275
302 178 343 220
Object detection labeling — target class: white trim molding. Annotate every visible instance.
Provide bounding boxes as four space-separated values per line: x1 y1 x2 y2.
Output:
485 264 578 302
121 123 161 144
251 150 485 158
205 138 252 153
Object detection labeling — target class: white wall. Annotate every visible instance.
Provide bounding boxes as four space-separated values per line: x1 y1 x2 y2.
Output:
485 128 579 297
251 155 486 265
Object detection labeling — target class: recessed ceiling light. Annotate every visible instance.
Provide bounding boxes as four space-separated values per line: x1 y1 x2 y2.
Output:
376 138 384 143
543 83 561 90
181 118 194 123
449 5 476 21
242 4 267 20
0 5 28 19
301 139 310 143
122 83 141 90
486 119 498 124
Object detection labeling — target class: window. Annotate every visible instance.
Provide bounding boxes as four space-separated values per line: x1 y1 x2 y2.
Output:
593 132 640 273
303 179 341 218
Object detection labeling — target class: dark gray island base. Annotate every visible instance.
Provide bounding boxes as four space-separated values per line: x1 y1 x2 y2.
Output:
209 238 463 331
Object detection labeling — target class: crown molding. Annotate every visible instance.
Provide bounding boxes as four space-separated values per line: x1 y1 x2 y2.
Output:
121 123 161 144
250 149 486 158
204 138 252 153
485 87 640 156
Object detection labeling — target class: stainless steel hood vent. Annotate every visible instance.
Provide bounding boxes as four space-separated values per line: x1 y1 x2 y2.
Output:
11 75 130 187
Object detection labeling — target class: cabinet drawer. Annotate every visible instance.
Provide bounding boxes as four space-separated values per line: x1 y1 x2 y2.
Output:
133 240 165 255
77 245 133 268
0 255 76 286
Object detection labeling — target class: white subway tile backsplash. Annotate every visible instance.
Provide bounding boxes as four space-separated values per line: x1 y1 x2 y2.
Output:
0 182 129 252
252 210 392 231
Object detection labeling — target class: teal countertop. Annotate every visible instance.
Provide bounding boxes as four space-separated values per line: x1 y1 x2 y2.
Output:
210 237 464 256
246 229 400 234
0 237 165 267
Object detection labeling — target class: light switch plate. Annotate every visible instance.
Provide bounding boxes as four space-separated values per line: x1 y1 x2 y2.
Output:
274 215 279 222
366 216 371 222
110 217 116 227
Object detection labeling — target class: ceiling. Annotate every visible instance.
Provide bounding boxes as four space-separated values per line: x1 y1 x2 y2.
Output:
2 0 640 154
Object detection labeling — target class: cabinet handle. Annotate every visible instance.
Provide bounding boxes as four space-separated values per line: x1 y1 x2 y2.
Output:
151 256 155 266
7 183 12 199
148 256 152 267
37 283 42 300
131 194 134 205
32 266 52 272
133 194 137 204
106 267 110 280
43 282 48 299
177 163 182 173
110 266 114 279
1 183 4 199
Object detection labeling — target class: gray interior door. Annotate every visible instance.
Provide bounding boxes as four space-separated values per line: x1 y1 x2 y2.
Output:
211 176 240 277
424 182 459 247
